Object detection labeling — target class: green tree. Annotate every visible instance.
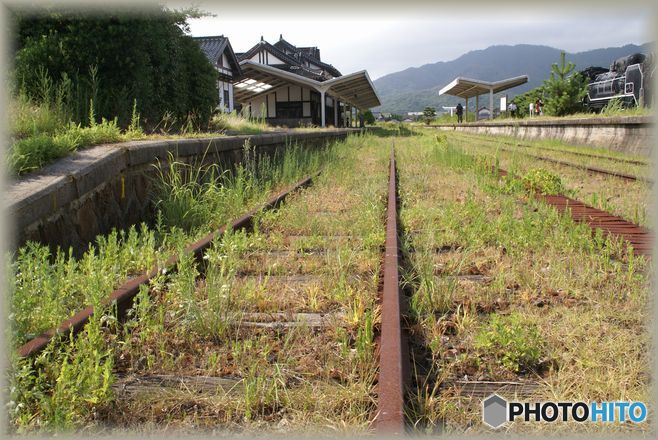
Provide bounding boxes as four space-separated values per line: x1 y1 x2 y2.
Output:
362 109 376 125
422 106 436 125
513 86 545 118
542 52 588 116
11 6 217 129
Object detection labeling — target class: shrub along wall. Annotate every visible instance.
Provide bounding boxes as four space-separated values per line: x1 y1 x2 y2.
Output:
10 6 217 129
6 130 359 255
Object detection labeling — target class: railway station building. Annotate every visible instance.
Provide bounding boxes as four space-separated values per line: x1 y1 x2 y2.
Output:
194 35 242 113
233 35 380 127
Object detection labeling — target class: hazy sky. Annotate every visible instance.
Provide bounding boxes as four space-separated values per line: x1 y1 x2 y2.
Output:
168 2 652 80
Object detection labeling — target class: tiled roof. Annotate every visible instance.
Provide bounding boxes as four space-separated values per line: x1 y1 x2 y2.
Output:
194 35 227 62
299 52 341 78
274 37 341 77
238 36 343 82
193 35 241 75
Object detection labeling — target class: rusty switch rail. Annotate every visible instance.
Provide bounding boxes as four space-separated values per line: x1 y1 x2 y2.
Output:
376 146 409 434
536 194 653 257
496 168 652 257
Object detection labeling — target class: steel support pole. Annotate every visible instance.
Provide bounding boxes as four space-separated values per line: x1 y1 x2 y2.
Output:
489 88 494 119
320 90 326 127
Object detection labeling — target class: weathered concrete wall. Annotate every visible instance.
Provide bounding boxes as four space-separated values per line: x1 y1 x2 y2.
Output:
6 129 358 254
431 116 652 156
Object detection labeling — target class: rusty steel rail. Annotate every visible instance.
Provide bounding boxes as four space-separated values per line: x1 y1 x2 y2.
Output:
17 175 316 358
496 168 652 257
376 146 409 434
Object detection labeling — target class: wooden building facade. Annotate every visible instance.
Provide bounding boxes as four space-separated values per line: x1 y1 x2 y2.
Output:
233 35 380 127
194 35 242 112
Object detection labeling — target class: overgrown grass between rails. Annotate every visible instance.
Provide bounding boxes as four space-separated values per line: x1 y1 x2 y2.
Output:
440 130 651 226
9 137 341 345
153 139 338 234
7 133 378 432
396 132 650 433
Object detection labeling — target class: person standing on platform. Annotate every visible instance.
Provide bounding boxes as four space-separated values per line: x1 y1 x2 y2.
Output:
456 102 464 123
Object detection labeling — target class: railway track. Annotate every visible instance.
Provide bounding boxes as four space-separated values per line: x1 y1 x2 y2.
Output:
17 144 413 432
17 175 317 358
17 143 402 431
452 133 653 184
10 134 650 434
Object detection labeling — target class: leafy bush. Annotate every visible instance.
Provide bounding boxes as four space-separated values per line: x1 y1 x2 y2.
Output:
9 89 68 139
475 312 544 372
11 6 217 129
512 87 545 118
9 319 114 431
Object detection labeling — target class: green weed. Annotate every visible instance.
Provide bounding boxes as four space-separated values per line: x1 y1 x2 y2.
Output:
475 312 544 373
520 168 566 195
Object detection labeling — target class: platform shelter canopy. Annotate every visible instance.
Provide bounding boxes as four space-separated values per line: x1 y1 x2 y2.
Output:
439 75 529 98
234 60 381 110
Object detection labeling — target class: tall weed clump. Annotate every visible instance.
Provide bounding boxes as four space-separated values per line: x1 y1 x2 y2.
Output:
209 110 268 134
8 69 125 175
154 139 338 234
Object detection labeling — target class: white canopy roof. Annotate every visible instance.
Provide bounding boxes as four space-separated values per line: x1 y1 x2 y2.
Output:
439 75 529 98
234 60 381 109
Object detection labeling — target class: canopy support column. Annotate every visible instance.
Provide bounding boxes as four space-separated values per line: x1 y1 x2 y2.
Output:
465 97 468 121
320 90 326 127
476 95 479 121
489 88 494 120
334 99 338 127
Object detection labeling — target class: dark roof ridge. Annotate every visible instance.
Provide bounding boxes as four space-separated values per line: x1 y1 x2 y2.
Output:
239 39 301 66
193 34 225 39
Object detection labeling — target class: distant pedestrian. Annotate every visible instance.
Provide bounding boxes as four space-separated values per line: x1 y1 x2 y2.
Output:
508 102 517 118
538 98 544 116
529 102 535 117
456 103 464 123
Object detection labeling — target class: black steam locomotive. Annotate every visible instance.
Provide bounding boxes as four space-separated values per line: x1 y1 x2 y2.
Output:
582 52 654 111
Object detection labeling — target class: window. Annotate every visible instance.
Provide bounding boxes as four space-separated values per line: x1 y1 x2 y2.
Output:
224 89 230 108
276 101 303 118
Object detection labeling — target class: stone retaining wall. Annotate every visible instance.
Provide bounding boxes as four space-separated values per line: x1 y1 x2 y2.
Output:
6 129 358 254
431 116 652 156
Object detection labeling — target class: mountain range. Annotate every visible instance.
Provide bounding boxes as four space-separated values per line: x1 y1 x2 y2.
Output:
372 43 653 114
